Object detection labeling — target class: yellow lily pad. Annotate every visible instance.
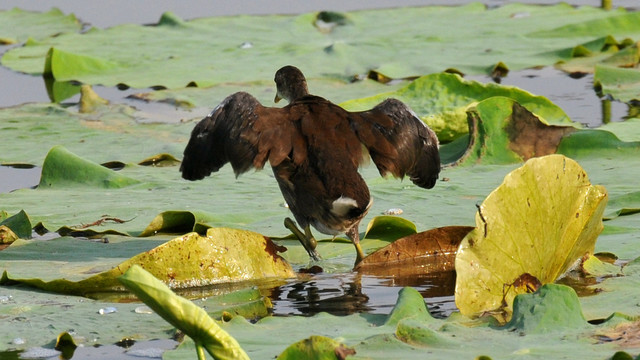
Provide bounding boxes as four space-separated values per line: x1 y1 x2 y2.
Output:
1 228 295 295
454 155 608 322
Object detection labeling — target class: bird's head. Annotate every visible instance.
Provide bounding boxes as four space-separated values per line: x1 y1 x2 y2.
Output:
274 65 309 103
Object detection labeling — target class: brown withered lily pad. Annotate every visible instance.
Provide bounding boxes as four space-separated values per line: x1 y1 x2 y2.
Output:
355 226 473 276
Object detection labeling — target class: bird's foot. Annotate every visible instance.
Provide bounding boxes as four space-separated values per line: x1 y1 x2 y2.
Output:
284 218 321 261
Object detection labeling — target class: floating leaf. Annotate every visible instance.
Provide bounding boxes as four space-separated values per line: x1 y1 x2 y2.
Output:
594 63 640 103
362 215 417 242
455 155 608 321
341 73 573 142
0 103 188 165
0 8 81 44
138 210 219 236
276 336 356 360
39 146 141 189
0 228 295 295
505 284 588 334
444 97 576 166
119 265 250 360
356 226 472 276
4 4 640 89
384 287 435 326
0 209 32 240
138 153 181 167
557 128 640 159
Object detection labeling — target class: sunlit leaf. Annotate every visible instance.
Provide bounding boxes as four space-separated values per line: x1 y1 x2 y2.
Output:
455 155 608 322
119 265 250 360
0 228 295 295
341 73 573 143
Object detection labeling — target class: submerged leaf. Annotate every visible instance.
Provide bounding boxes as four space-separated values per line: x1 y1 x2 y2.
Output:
454 155 608 322
119 265 250 360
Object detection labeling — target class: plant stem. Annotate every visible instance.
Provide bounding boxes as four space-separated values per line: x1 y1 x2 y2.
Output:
196 343 206 360
601 0 612 10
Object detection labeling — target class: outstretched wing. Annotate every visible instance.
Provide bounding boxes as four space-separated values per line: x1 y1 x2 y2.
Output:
180 92 301 180
350 98 440 189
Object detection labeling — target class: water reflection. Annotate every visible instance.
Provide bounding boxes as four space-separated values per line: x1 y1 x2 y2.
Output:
266 271 457 318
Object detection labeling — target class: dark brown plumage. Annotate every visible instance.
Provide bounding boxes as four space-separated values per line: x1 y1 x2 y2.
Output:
180 65 440 265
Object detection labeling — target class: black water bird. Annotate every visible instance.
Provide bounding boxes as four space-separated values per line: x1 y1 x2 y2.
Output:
180 65 440 265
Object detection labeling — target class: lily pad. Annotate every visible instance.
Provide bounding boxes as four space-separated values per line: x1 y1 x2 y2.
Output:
0 8 81 45
0 210 31 241
594 63 640 103
276 336 355 360
505 284 588 334
356 226 472 276
455 155 608 322
443 97 576 166
0 228 295 295
341 73 574 143
0 103 189 165
4 4 640 89
39 145 141 189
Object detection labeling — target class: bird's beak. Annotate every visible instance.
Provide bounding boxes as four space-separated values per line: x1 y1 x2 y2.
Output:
274 93 282 103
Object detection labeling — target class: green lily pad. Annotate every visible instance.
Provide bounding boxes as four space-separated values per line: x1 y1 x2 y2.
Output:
0 8 81 45
455 155 608 322
505 284 588 334
4 4 640 89
276 336 355 360
442 97 576 166
594 63 640 103
0 103 189 165
341 73 574 143
39 145 141 189
0 210 31 240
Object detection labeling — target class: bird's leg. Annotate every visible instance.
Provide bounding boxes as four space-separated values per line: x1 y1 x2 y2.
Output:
346 226 365 266
284 217 320 261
